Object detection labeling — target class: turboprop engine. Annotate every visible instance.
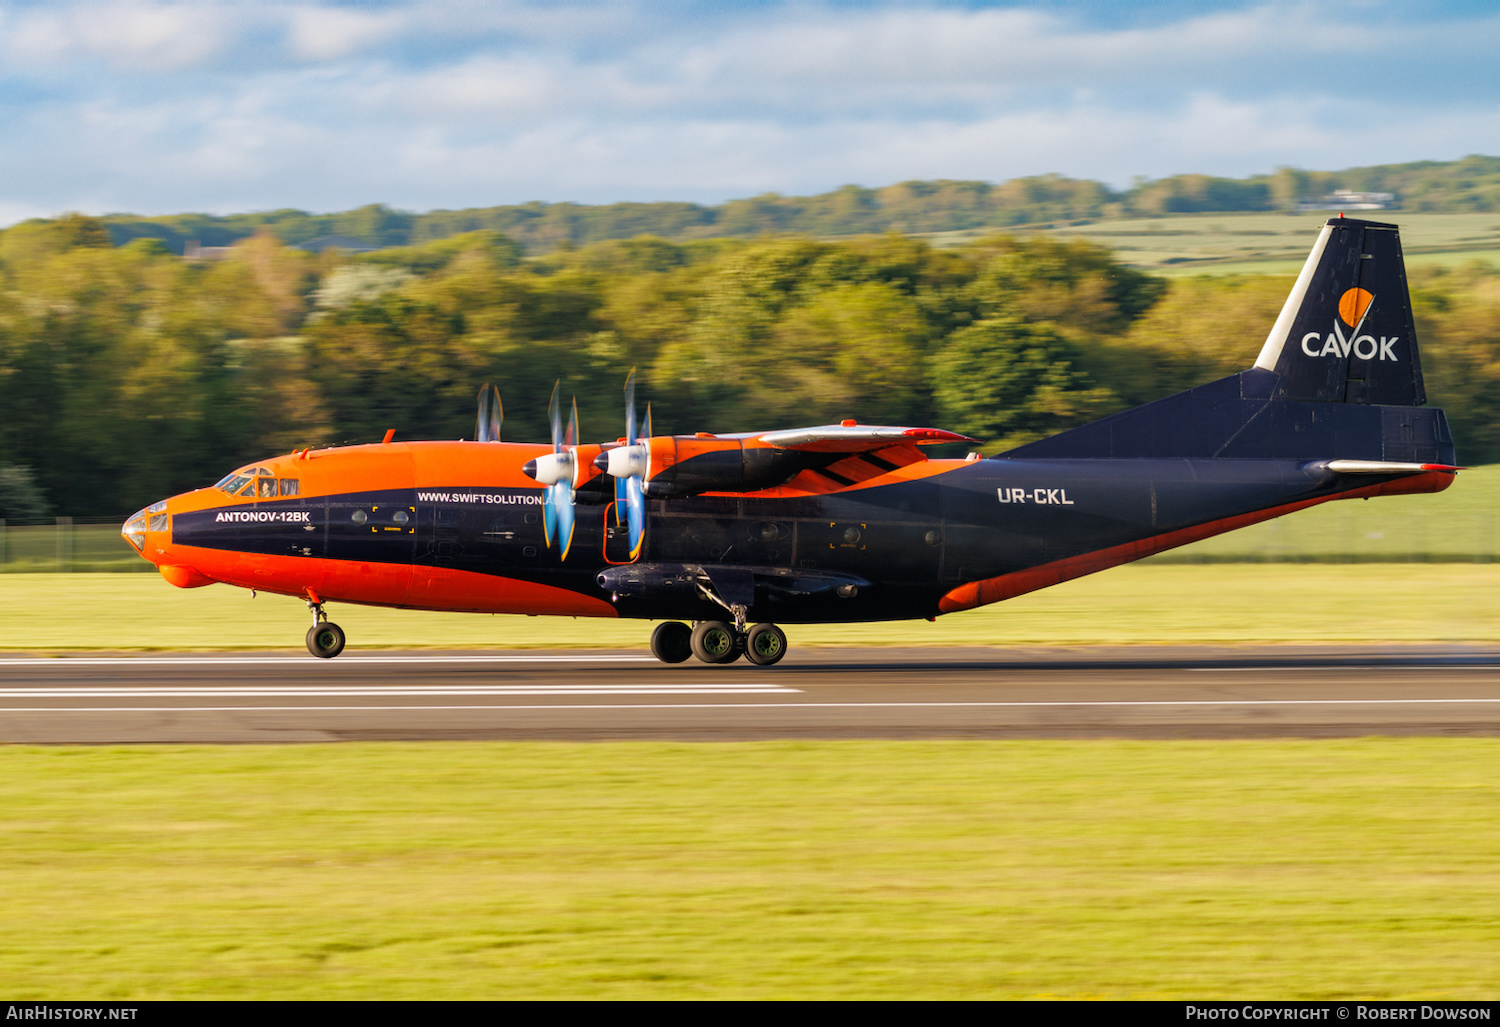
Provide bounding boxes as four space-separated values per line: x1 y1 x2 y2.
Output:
614 437 824 499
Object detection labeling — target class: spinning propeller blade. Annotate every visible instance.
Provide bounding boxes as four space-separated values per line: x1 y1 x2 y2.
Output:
475 384 503 442
604 368 648 559
532 381 578 559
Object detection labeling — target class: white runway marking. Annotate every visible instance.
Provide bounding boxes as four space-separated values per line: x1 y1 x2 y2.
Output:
3 697 1499 713
1188 665 1500 672
0 683 797 698
0 655 655 667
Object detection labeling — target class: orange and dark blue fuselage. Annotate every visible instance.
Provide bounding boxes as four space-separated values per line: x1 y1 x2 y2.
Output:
122 217 1460 650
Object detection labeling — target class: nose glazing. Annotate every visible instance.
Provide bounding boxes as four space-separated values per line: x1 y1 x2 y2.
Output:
121 500 170 555
122 511 147 551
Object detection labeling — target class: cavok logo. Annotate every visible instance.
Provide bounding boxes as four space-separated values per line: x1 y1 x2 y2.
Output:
1301 287 1399 361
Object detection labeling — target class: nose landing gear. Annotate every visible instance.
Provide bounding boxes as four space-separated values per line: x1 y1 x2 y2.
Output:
305 598 346 659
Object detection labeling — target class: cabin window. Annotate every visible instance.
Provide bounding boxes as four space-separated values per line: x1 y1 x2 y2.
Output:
392 510 409 525
279 479 299 497
351 510 368 525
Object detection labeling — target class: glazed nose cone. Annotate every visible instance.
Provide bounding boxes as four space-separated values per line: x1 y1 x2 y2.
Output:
121 500 169 562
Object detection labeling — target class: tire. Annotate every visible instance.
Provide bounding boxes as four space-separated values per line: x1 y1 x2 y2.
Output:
650 621 693 664
690 620 740 664
744 623 787 666
306 621 346 659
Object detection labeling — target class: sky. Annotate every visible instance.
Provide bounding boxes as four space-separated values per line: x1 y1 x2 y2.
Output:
0 0 1497 223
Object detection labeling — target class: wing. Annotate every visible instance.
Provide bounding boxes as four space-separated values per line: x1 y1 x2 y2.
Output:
754 423 976 453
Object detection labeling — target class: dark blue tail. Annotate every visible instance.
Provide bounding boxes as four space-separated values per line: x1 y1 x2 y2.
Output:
1000 217 1455 466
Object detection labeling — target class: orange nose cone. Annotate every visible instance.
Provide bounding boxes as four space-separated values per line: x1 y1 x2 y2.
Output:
159 564 215 589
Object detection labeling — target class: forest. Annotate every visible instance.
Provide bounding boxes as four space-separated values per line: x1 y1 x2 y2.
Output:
86 155 1500 257
2 212 1497 519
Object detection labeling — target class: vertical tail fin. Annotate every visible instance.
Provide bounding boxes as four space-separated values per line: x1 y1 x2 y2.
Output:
1252 217 1425 406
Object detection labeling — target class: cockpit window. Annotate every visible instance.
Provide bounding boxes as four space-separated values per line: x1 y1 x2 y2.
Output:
257 477 277 498
219 474 252 495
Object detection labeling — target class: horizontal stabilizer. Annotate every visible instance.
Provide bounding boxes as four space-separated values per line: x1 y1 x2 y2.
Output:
1319 460 1461 475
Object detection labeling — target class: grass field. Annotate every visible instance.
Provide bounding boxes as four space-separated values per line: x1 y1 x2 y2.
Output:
921 211 1500 275
0 740 1496 999
6 479 1498 999
2 562 1498 650
6 467 1494 575
2 468 1494 650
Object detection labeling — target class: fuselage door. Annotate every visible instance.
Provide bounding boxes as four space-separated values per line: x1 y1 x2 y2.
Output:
421 505 466 561
603 502 641 564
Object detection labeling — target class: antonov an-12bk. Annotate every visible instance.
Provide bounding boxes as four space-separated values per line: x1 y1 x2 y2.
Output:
124 217 1457 664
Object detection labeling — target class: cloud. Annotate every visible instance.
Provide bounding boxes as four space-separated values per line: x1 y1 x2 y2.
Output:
0 1 1497 219
285 6 406 62
1 1 232 71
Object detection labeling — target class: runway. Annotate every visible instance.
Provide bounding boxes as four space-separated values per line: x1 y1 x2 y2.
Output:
4 646 1500 742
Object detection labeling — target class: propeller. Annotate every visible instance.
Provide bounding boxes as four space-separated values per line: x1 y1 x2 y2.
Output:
475 384 503 442
521 382 579 560
598 368 650 560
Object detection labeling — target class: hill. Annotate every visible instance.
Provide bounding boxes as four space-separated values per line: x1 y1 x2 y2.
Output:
43 154 1500 257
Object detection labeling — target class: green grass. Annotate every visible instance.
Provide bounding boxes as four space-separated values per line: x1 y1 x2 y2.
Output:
1147 466 1497 564
5 469 1494 649
915 211 1500 275
8 468 1497 576
1 740 1497 998
3 562 1499 650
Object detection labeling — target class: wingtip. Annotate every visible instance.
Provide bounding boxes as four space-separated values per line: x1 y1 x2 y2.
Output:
901 428 980 445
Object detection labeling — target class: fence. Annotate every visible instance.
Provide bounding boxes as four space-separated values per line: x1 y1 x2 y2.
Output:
0 517 153 572
0 490 1497 571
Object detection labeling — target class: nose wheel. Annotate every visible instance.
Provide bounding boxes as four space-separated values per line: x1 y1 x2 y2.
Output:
305 598 346 659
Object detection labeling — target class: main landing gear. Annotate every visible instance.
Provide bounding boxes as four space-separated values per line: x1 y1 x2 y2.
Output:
305 598 346 659
649 620 788 666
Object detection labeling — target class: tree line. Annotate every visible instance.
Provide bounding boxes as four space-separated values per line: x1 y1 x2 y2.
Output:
49 154 1500 258
1 216 1498 518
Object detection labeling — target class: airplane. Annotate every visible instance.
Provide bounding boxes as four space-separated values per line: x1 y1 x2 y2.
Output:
122 216 1458 664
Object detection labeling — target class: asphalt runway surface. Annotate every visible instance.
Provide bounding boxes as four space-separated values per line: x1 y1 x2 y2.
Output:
4 645 1500 742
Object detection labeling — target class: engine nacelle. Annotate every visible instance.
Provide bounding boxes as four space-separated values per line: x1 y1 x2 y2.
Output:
523 451 575 487
640 437 821 498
